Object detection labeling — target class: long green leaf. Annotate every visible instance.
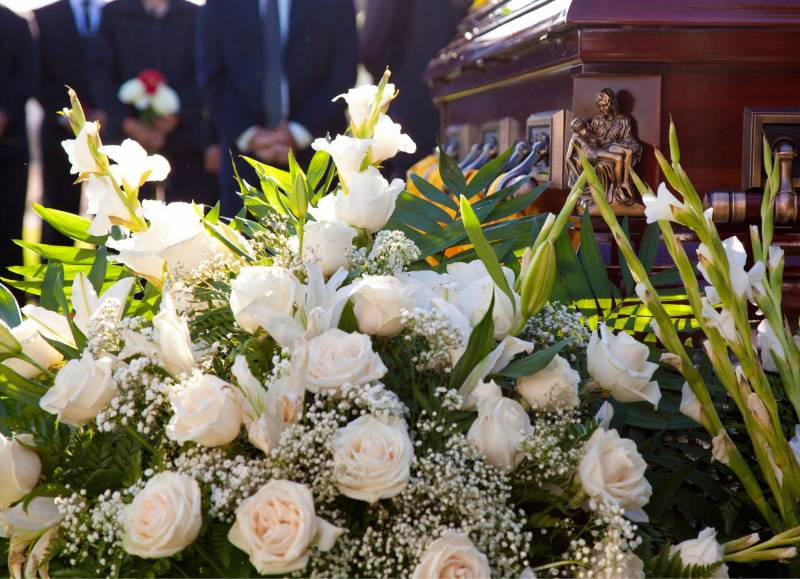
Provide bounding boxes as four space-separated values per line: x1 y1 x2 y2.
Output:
409 173 458 211
494 339 572 378
579 210 620 302
307 150 330 191
466 146 515 197
15 241 95 264
33 204 106 245
88 246 108 293
459 195 516 312
0 282 21 327
449 295 495 390
439 149 468 195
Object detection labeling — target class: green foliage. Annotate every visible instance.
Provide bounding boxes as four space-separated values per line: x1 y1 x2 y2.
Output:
645 544 723 578
448 294 495 393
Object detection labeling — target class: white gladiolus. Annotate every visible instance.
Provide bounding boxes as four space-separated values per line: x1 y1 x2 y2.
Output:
697 236 763 303
369 113 416 164
153 292 196 377
39 352 115 426
679 382 702 424
578 428 652 517
670 528 729 578
311 135 372 188
166 374 243 447
151 84 180 116
467 395 533 471
642 182 685 224
352 275 417 337
122 472 202 558
305 329 386 393
586 324 661 408
295 220 356 276
332 414 413 503
71 273 135 336
700 298 738 344
228 480 343 575
517 354 580 411
412 534 491 579
61 121 100 175
0 434 41 510
100 139 170 191
756 318 792 372
332 166 405 233
334 82 396 130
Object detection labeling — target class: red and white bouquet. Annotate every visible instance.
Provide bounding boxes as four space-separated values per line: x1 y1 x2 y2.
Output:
118 69 180 119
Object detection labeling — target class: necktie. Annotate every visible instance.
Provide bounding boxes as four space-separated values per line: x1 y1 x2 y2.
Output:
263 0 283 128
81 0 93 35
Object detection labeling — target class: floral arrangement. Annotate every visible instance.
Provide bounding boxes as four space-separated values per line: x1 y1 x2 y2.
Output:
118 69 180 120
0 71 797 579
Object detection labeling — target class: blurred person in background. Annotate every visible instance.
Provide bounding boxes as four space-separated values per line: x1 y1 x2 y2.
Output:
34 0 106 245
0 5 33 279
197 0 358 216
90 0 218 205
360 0 470 177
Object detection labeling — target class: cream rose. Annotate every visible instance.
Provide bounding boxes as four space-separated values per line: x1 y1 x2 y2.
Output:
517 355 580 411
332 166 404 233
579 428 652 515
296 220 356 277
587 324 661 408
230 265 303 335
332 414 413 503
39 353 115 427
166 374 243 447
412 533 491 579
305 329 387 393
352 275 417 337
122 472 202 558
467 396 533 471
0 434 41 510
670 528 729 578
593 551 645 579
1 319 63 380
228 479 343 575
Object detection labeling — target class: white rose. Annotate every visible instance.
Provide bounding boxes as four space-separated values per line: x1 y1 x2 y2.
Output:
334 82 395 130
151 84 180 116
166 374 243 447
412 533 491 579
593 551 645 579
118 78 146 105
296 220 356 277
85 174 131 236
369 113 416 164
447 261 522 340
332 414 413 503
100 139 170 191
587 324 661 408
579 428 652 514
228 479 343 575
153 292 196 377
332 166 404 233
670 528 729 578
352 275 417 337
39 353 115 427
61 121 100 175
0 434 41 509
0 497 62 542
517 355 580 411
311 135 372 188
122 472 202 558
305 329 386 393
230 265 303 339
467 395 533 471
1 319 63 380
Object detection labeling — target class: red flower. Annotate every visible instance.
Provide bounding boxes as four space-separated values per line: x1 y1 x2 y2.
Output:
137 69 166 95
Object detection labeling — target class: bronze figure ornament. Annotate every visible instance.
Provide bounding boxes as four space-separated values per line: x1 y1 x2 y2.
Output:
566 88 643 211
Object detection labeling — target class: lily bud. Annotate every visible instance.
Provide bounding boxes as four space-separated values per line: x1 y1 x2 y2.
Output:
520 239 556 318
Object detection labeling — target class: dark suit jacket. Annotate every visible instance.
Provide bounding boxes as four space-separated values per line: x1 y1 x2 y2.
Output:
90 0 210 153
360 0 468 173
0 7 33 156
34 0 96 150
197 0 357 147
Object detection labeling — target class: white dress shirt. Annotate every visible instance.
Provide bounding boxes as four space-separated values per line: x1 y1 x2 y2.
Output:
69 0 103 36
237 0 312 152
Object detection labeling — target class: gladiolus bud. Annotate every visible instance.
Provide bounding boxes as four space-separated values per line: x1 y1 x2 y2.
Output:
747 392 772 431
520 239 555 318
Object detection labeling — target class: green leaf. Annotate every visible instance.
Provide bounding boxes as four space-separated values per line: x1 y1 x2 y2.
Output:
88 246 108 294
466 146 515 197
32 204 106 245
242 156 292 191
439 149 468 195
0 365 48 405
619 217 634 295
409 173 459 211
638 222 661 276
42 335 81 360
579 210 620 302
40 261 65 312
647 463 694 520
0 282 21 327
494 339 572 378
459 195 516 313
15 241 95 264
449 295 495 391
307 150 331 191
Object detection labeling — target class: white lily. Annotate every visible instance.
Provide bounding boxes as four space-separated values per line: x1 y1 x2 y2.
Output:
369 113 416 164
311 135 372 188
333 82 396 131
100 139 170 192
85 174 131 236
61 121 101 175
71 273 136 336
